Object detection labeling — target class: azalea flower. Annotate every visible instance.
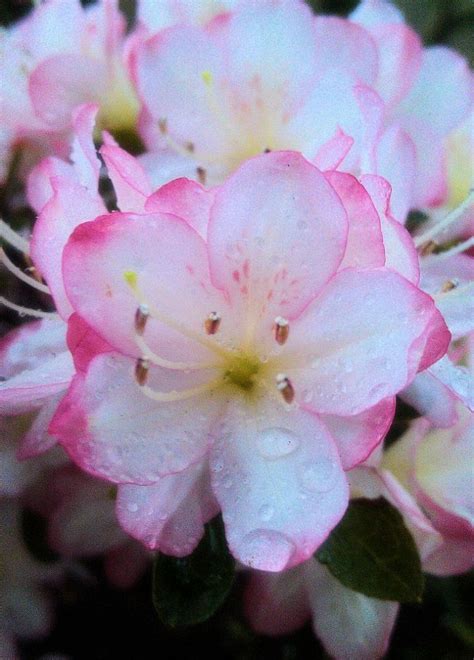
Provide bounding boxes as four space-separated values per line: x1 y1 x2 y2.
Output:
0 0 139 182
244 403 473 658
48 151 449 570
131 0 472 220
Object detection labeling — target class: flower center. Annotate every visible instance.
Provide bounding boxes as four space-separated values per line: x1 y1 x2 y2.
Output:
223 353 261 392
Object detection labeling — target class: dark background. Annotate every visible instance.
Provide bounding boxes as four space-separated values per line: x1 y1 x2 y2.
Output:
0 0 472 657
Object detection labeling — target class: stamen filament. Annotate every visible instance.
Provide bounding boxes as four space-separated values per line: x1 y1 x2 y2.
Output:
0 296 58 319
135 333 220 371
414 191 474 247
0 248 50 294
0 219 30 254
140 378 222 402
433 281 473 302
431 236 474 261
125 273 233 359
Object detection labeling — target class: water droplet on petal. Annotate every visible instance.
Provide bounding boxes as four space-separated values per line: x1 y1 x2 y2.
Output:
298 458 338 493
258 504 274 521
239 530 295 570
256 427 300 459
126 502 138 513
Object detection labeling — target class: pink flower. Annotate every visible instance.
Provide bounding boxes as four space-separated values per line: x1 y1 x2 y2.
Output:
0 0 139 181
131 0 383 188
245 403 473 656
383 406 474 576
50 151 448 570
350 0 473 219
131 0 472 219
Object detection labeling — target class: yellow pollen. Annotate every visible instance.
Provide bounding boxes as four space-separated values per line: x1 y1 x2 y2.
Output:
201 70 213 86
224 353 260 392
124 270 138 290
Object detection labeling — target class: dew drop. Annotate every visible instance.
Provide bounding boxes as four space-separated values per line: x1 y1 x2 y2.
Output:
256 427 300 459
298 458 338 493
126 502 138 513
258 504 274 522
239 530 295 570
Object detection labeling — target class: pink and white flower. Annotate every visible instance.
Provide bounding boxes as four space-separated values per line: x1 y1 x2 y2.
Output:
0 0 139 181
131 0 472 220
49 151 449 571
245 403 473 657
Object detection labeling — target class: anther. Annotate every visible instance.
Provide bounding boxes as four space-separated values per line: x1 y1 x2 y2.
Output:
158 118 168 134
185 141 195 153
135 358 149 386
276 373 294 404
204 312 221 335
196 166 207 185
273 316 289 345
441 278 460 293
134 304 149 336
264 148 271 153
418 240 438 256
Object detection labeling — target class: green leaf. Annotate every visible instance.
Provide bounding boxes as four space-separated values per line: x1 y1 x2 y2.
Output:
316 497 424 603
152 515 235 628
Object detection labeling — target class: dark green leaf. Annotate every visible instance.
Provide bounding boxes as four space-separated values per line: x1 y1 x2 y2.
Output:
316 497 424 603
152 515 235 628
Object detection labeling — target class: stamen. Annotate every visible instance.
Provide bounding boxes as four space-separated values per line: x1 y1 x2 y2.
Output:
135 332 218 370
264 148 271 153
276 373 295 404
414 190 474 248
0 218 30 254
140 378 222 402
0 248 50 294
135 358 149 386
158 118 168 134
433 236 474 261
134 304 149 336
0 296 58 319
124 271 232 359
441 278 459 293
196 166 207 185
204 312 221 335
418 240 438 256
185 142 195 153
273 316 289 345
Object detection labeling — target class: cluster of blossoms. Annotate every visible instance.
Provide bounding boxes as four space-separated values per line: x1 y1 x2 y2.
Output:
0 0 472 657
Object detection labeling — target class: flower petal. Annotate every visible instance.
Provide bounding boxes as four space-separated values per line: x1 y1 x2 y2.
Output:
291 268 449 415
50 353 224 484
0 320 72 415
116 461 218 555
325 171 385 269
208 151 347 328
145 177 214 240
397 46 473 137
360 174 420 284
100 132 151 212
31 176 106 318
322 397 395 470
307 560 398 660
63 211 227 360
211 399 348 571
